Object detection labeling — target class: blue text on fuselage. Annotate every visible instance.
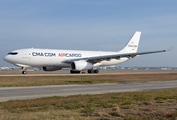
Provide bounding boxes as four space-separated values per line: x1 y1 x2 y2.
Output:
32 52 56 57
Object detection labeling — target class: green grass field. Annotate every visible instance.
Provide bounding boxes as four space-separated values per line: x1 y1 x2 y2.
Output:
0 73 177 87
1 72 177 119
0 89 177 120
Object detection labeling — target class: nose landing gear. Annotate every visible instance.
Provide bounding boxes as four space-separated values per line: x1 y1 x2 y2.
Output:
22 67 27 74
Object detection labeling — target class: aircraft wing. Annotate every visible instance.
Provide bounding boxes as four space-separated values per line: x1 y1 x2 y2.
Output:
64 46 174 64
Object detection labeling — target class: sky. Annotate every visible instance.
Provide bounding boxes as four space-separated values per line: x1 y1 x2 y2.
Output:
0 0 177 67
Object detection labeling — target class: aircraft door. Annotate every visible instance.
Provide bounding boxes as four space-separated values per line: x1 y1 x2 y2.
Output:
22 51 32 61
22 51 28 58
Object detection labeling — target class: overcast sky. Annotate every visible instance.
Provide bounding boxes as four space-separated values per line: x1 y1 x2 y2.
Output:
0 0 177 67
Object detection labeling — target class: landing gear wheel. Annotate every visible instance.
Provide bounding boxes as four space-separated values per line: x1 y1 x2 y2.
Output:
88 70 93 73
88 69 99 74
21 67 27 74
70 70 80 74
22 71 27 74
88 69 93 73
94 69 99 73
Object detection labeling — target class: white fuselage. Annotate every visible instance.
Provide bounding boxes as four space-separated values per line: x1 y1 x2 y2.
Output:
3 48 130 68
3 32 171 73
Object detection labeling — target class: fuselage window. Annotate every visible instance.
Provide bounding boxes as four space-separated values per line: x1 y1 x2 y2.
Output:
8 52 18 55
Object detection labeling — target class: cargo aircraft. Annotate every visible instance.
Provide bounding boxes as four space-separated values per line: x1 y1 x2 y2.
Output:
3 31 174 74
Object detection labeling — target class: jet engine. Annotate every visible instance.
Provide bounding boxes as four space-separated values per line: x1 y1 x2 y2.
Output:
43 66 62 71
71 61 93 71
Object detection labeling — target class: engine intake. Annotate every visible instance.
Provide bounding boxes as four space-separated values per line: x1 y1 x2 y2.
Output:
71 61 93 71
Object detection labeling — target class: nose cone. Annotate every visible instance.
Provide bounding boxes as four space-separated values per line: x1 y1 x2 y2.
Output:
3 55 9 62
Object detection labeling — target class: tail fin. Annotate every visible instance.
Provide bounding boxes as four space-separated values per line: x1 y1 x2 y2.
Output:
119 31 141 53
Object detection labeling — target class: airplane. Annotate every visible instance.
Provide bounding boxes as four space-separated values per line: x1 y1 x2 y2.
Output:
3 31 174 74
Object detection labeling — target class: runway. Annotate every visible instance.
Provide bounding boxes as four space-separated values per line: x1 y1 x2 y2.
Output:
0 80 177 102
0 71 177 76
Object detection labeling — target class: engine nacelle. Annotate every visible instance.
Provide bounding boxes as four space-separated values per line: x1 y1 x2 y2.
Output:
43 66 62 71
71 61 93 71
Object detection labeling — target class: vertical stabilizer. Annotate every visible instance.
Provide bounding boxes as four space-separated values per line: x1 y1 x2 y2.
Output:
119 31 141 53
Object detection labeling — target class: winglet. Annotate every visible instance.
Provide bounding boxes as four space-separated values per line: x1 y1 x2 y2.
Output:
166 46 175 52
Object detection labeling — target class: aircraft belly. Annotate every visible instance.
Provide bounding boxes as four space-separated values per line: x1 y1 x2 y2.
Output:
95 58 129 67
55 63 70 68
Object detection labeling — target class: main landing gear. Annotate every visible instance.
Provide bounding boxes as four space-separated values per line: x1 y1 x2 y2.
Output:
70 69 99 74
70 70 80 74
22 67 27 74
88 69 99 74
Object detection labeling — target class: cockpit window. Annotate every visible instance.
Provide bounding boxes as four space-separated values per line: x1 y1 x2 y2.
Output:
7 52 18 55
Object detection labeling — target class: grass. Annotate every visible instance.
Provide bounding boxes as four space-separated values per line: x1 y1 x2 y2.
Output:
0 71 177 119
0 89 177 119
0 73 177 87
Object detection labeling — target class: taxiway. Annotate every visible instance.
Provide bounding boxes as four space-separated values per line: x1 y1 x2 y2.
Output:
0 71 177 76
0 80 177 102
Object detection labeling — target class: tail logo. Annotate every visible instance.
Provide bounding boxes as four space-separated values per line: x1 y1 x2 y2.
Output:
128 45 137 47
128 42 137 50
